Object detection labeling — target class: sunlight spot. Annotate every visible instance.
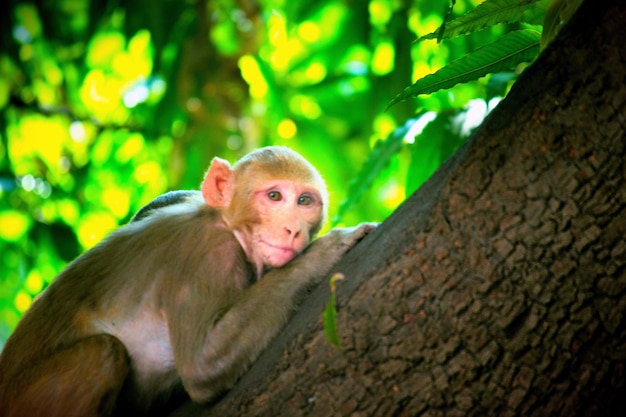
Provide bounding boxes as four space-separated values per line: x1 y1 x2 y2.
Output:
453 99 488 137
407 8 422 36
239 55 269 98
338 76 369 97
343 61 368 76
57 199 80 225
341 45 371 75
373 113 397 139
25 271 44 295
298 21 321 43
86 31 125 69
21 174 35 191
128 30 151 59
35 178 51 198
412 61 433 82
379 181 405 211
289 95 321 119
369 0 392 27
70 121 87 142
115 134 145 163
267 11 287 46
123 81 150 108
371 41 395 75
150 78 166 99
488 97 502 111
83 70 111 103
404 112 437 144
277 119 297 139
42 59 63 86
102 187 130 219
15 291 32 313
420 14 443 38
0 211 31 241
134 161 162 184
77 212 117 249
304 62 326 84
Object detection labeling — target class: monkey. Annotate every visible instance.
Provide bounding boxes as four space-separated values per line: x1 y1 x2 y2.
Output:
0 146 376 417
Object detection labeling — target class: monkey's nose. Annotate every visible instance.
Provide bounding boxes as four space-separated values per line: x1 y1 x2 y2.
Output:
285 226 301 238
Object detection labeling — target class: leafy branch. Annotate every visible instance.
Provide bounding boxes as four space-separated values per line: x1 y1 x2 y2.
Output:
387 0 549 109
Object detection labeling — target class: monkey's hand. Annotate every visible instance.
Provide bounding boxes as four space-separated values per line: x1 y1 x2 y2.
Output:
315 223 377 255
305 222 378 270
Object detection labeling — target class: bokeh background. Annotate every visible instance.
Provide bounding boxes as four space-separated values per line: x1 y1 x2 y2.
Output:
0 0 549 346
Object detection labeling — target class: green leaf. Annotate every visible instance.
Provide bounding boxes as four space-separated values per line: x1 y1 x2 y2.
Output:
541 0 584 49
436 0 457 44
407 112 459 194
323 292 340 347
418 0 542 43
323 273 345 348
406 107 478 196
388 30 540 109
332 117 423 225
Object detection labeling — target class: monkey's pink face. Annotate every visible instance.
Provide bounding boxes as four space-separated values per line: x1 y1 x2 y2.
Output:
248 180 324 269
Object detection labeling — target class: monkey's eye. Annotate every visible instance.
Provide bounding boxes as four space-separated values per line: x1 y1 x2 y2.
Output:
298 194 314 206
267 191 283 201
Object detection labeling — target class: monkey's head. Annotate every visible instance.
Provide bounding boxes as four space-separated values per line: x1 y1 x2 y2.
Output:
202 146 328 272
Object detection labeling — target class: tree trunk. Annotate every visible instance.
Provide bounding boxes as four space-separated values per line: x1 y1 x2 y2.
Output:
173 0 626 415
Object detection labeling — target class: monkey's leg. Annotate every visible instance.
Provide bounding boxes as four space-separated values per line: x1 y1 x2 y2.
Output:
6 334 130 417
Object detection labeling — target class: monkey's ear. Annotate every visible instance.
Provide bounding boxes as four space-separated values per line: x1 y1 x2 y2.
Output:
201 157 235 207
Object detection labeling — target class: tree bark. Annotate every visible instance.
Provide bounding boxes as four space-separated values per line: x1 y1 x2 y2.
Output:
173 0 626 415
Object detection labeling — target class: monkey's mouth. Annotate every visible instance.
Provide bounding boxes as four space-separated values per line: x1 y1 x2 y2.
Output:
262 241 297 255
260 240 298 266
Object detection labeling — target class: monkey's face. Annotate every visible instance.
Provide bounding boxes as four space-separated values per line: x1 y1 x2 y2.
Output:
246 179 324 269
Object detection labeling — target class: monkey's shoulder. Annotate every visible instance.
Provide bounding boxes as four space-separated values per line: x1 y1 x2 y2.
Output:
126 206 253 290
129 205 243 263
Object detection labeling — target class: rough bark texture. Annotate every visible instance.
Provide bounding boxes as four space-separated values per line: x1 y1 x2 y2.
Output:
173 0 626 415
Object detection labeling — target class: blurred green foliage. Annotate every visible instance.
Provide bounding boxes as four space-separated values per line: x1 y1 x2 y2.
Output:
0 0 555 347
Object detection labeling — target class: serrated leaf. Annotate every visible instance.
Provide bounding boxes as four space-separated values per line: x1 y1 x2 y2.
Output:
331 117 422 225
388 30 540 109
418 0 542 43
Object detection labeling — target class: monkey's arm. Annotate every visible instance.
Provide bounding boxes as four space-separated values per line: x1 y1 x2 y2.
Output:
171 223 375 403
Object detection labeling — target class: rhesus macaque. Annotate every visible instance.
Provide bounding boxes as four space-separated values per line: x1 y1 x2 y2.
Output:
0 146 375 417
